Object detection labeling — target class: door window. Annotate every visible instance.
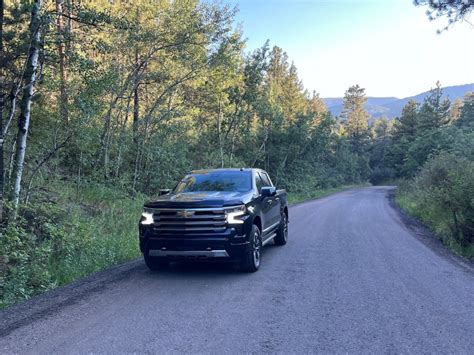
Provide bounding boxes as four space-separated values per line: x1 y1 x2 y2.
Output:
259 172 272 187
255 173 263 193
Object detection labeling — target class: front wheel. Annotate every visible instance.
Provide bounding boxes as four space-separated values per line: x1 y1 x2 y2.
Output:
274 212 288 246
144 252 169 271
240 224 262 272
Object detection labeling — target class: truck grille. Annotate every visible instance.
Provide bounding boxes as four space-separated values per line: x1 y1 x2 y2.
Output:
150 208 227 236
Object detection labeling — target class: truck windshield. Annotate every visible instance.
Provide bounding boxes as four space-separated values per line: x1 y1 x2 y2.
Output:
174 171 252 193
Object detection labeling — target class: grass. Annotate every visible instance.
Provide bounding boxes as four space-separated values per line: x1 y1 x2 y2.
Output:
0 180 146 309
395 187 474 260
48 182 146 285
287 184 370 205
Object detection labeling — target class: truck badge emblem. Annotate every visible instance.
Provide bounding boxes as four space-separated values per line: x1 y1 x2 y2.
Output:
177 210 194 218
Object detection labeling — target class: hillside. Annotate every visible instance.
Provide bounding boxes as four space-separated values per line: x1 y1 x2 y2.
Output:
324 83 474 119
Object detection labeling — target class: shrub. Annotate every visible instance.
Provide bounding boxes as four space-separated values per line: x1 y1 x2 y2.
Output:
0 214 58 308
0 182 144 308
400 153 474 250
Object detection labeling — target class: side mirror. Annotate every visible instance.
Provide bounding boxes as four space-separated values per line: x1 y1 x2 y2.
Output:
261 186 276 197
158 189 171 196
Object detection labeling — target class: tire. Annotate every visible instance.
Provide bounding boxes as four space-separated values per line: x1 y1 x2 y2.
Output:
144 252 169 271
274 212 288 246
240 224 262 272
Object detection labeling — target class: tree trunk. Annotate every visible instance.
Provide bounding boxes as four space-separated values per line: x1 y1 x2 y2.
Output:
217 96 224 168
66 0 73 33
132 141 142 191
132 8 140 148
1 88 20 201
133 48 140 146
25 134 70 204
115 90 133 178
252 130 268 168
451 209 462 243
6 136 16 189
133 99 150 191
56 0 68 124
94 68 140 170
103 124 111 179
0 0 5 221
229 128 235 166
76 150 82 200
11 0 43 218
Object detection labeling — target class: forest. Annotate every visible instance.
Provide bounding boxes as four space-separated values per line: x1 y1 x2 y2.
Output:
0 0 473 308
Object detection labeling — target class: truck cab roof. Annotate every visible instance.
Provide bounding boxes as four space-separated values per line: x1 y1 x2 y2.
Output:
189 168 254 174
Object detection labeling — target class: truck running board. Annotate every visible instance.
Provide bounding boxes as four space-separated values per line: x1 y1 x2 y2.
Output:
262 233 277 246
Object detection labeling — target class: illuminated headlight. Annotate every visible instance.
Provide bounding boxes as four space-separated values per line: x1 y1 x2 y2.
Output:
140 209 154 225
225 205 247 224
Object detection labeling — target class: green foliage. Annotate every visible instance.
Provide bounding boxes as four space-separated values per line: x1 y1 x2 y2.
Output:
417 81 450 132
397 153 474 258
369 117 394 184
456 92 474 128
379 86 474 179
0 182 144 308
414 0 474 33
341 85 371 155
0 220 54 308
369 83 473 258
393 100 418 140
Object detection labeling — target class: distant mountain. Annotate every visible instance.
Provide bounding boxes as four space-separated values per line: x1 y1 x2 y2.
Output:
323 83 474 119
323 97 397 119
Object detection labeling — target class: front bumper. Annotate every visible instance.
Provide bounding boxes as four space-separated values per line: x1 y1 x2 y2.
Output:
139 225 251 260
149 249 230 258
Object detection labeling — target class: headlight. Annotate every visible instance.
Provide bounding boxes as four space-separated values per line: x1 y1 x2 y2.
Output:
140 209 154 225
225 205 247 224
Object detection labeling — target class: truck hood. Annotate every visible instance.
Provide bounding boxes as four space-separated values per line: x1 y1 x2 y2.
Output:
144 191 253 209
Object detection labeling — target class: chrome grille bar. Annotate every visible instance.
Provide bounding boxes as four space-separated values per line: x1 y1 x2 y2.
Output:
150 208 228 235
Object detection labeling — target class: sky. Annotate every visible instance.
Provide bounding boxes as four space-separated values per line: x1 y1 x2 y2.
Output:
223 0 474 98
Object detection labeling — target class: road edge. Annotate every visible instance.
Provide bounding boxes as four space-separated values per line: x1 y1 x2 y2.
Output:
387 188 473 272
0 258 144 337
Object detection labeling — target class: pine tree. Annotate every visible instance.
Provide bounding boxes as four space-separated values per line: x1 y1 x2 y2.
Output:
393 100 419 140
417 81 450 131
449 97 463 123
342 84 370 154
457 92 474 128
414 1 474 32
308 91 327 129
372 117 392 140
369 117 394 184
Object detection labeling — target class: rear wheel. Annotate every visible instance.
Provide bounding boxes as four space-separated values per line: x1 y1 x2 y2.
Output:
144 251 169 271
240 224 262 272
274 212 288 246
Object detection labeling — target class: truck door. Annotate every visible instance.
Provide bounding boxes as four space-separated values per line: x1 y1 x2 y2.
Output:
258 172 280 233
256 173 271 231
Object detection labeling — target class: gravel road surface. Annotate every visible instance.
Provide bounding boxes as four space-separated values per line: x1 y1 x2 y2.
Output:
1 186 473 353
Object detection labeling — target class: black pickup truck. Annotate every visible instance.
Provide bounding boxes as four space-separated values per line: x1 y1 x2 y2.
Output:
139 168 288 272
